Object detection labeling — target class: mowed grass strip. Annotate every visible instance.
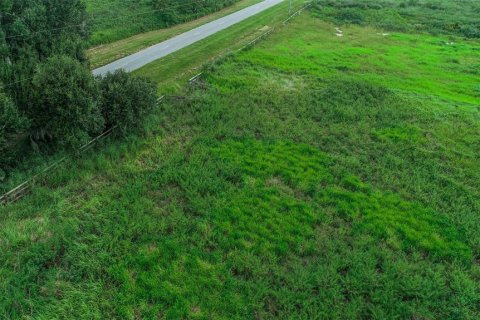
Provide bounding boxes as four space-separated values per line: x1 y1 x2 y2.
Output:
1 8 480 320
87 0 262 68
85 0 254 47
133 0 309 91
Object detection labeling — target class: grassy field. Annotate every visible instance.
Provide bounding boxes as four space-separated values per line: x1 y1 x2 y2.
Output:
87 0 262 68
314 0 480 39
1 3 480 320
0 0 306 195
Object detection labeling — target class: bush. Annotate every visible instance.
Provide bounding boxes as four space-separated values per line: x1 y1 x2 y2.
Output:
32 55 104 149
460 25 480 39
98 70 157 133
335 8 365 25
0 90 27 171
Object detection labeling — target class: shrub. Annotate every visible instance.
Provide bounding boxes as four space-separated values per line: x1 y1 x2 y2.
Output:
32 55 104 149
98 70 157 133
460 25 480 39
335 8 364 25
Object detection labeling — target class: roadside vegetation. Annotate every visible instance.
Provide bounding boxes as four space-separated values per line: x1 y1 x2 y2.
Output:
86 0 245 46
1 1 479 318
0 0 305 192
0 1 157 185
87 0 261 69
134 0 306 92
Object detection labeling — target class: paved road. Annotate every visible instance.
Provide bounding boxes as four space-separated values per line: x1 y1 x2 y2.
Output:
93 0 285 76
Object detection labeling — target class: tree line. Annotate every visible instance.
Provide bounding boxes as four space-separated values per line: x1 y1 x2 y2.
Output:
0 0 157 179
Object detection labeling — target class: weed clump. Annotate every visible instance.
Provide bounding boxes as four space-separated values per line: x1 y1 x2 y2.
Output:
318 78 391 108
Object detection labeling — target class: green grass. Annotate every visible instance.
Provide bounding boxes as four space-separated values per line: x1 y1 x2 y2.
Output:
214 140 472 262
133 0 309 91
0 0 305 195
85 0 155 46
1 5 480 320
0 0 305 194
313 0 480 39
85 0 251 47
87 0 262 68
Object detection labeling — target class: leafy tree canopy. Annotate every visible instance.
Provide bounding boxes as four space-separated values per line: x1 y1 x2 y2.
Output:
0 0 89 111
99 70 157 133
0 88 26 169
32 55 103 149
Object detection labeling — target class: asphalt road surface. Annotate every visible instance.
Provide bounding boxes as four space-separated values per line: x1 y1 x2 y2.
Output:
93 0 285 76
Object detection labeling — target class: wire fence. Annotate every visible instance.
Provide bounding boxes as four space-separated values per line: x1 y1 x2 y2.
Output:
0 96 164 205
0 2 312 206
179 2 312 86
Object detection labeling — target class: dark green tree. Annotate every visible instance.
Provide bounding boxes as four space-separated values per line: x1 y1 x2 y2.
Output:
0 0 89 113
32 55 103 149
98 70 157 133
0 88 26 171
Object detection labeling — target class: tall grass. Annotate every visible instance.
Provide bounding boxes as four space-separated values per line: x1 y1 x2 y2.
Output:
313 0 480 38
1 5 479 319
